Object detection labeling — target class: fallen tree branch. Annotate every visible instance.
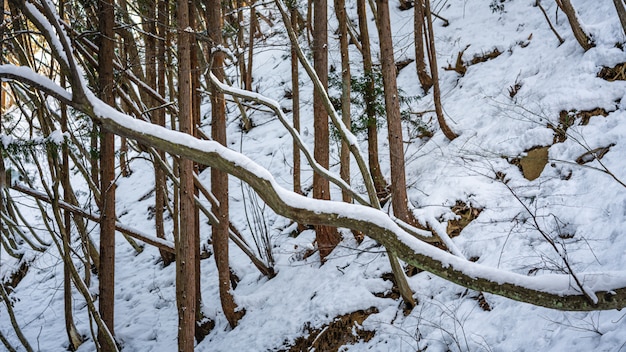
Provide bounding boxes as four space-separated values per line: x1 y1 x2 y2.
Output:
2 0 626 311
74 95 626 311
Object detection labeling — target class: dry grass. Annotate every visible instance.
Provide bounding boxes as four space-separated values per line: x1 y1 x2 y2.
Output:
446 201 483 238
598 62 626 81
280 308 378 352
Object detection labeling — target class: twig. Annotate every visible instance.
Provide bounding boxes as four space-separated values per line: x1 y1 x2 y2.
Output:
0 283 34 352
500 179 597 304
536 0 564 45
10 183 175 254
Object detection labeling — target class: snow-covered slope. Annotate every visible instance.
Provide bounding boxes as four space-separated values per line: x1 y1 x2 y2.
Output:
3 0 626 351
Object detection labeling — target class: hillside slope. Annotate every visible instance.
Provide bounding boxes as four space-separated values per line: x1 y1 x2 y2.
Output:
2 0 626 351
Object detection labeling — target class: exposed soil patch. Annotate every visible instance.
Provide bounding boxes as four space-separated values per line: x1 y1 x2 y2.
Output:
510 108 613 181
508 108 612 181
446 201 483 238
280 308 378 352
598 62 626 81
510 146 549 181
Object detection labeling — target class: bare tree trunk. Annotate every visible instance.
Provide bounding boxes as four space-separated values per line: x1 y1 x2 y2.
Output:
90 128 99 189
62 160 84 351
290 3 306 233
236 0 248 89
60 13 84 344
142 0 156 116
376 0 414 225
189 2 211 340
1 0 5 208
98 0 117 348
335 0 351 204
156 0 175 267
613 0 626 36
246 1 256 91
0 0 4 115
414 0 432 91
536 0 565 45
313 0 341 261
374 0 418 310
176 0 197 348
423 0 457 140
119 137 130 176
556 0 594 51
207 0 244 328
357 0 389 201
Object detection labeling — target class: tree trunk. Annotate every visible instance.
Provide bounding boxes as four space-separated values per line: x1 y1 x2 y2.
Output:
335 0 352 204
90 127 99 189
313 0 341 261
0 0 4 115
613 0 626 37
247 1 256 91
423 0 457 140
357 0 389 201
207 0 244 328
97 0 117 348
176 0 197 349
556 0 594 51
376 0 414 225
236 0 248 89
290 3 307 233
60 18 84 345
155 0 175 267
141 0 157 122
414 0 432 91
145 0 173 264
189 0 202 326
1 0 5 204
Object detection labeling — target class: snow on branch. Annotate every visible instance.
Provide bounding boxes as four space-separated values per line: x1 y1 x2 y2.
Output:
0 65 72 104
208 72 371 206
89 98 626 310
4 0 626 311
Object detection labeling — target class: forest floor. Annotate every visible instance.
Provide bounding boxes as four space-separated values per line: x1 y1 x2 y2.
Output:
3 0 626 351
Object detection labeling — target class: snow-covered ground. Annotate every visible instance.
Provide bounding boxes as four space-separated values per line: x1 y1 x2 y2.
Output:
3 0 626 351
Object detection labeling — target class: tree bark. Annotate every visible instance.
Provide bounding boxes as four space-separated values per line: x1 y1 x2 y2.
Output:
61 48 84 352
156 0 175 266
357 0 389 201
97 0 117 348
247 1 256 91
207 0 244 328
613 0 626 37
414 0 432 91
176 0 197 349
189 2 205 337
423 0 457 140
335 0 351 204
375 0 414 225
142 0 156 117
289 3 307 233
556 0 594 51
313 0 341 261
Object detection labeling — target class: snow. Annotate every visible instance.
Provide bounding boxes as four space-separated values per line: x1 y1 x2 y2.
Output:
3 0 626 351
0 65 72 102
